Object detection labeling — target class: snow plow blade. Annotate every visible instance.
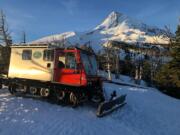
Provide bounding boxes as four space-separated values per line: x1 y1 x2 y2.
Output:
96 95 126 117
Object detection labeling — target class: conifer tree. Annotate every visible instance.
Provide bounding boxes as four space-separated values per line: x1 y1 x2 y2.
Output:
0 10 11 74
171 24 180 65
154 23 180 91
0 10 12 46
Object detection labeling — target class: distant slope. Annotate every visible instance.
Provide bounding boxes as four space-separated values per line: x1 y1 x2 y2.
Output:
31 11 169 51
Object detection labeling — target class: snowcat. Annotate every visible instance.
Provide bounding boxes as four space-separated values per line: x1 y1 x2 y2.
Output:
0 45 126 117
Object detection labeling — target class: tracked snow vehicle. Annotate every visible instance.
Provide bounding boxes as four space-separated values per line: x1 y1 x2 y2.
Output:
0 44 126 117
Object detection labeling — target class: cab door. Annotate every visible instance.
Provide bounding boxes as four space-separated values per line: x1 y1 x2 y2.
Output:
53 50 65 82
54 50 82 86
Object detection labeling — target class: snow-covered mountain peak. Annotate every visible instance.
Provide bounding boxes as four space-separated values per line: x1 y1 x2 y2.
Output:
95 11 124 30
31 11 169 50
94 11 160 33
94 11 148 30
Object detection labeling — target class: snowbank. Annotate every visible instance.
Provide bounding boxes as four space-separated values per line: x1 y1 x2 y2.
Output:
0 82 180 135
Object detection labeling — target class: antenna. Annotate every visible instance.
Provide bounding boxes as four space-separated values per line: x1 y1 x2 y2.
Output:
22 31 26 44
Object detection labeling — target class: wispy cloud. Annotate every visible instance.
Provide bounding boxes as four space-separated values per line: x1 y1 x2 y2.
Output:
135 5 166 19
135 4 179 31
61 0 79 15
5 8 35 29
2 7 35 42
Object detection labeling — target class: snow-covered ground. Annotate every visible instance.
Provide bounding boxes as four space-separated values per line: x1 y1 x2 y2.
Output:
0 81 180 135
99 70 148 87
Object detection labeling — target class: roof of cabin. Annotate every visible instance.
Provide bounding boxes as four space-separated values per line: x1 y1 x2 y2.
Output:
10 44 95 55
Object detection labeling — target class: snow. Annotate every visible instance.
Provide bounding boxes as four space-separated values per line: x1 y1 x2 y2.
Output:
98 71 147 87
31 31 80 45
0 79 180 135
30 11 169 51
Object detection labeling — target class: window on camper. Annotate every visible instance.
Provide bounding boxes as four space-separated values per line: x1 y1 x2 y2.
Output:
22 50 32 60
43 49 54 61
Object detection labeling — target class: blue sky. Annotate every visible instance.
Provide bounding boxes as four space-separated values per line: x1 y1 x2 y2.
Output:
0 0 179 42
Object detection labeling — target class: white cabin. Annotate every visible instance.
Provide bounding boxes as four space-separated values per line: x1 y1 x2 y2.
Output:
8 45 55 81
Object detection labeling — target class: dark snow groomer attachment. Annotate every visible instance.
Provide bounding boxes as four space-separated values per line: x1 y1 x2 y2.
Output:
96 91 126 117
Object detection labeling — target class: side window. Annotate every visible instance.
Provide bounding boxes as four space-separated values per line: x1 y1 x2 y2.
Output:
43 49 54 61
58 53 65 68
65 53 76 69
22 50 32 60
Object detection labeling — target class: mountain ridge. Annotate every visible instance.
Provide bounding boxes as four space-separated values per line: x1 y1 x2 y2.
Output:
31 11 169 50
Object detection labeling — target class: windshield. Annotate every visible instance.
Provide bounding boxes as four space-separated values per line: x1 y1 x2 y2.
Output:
80 53 98 76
